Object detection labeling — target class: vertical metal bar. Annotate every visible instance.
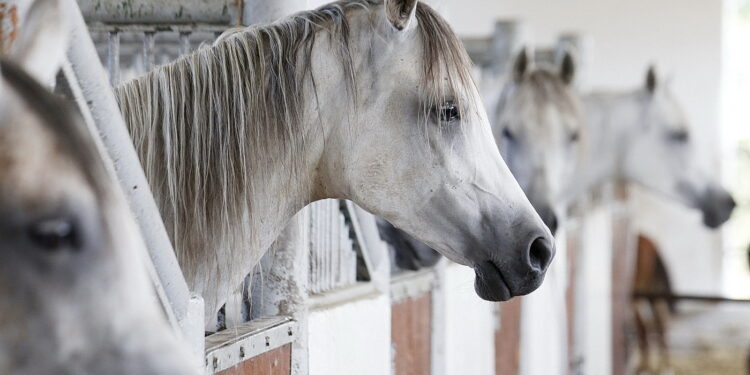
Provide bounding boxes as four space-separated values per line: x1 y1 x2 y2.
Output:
61 1 203 368
106 31 120 86
143 31 155 73
179 31 192 56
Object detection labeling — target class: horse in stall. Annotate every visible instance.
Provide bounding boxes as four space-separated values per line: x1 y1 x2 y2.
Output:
113 0 556 329
487 47 585 375
577 66 734 228
380 46 583 274
579 67 735 374
491 48 583 234
0 0 195 373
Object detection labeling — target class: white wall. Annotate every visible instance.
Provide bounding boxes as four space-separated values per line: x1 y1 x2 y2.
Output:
444 0 726 293
307 294 391 375
519 233 568 375
576 207 614 375
434 263 496 375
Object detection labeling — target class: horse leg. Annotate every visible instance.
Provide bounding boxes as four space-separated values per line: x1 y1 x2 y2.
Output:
632 300 652 374
651 299 673 375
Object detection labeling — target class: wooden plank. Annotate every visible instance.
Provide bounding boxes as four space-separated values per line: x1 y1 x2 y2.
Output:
495 299 522 375
215 344 291 375
392 293 432 375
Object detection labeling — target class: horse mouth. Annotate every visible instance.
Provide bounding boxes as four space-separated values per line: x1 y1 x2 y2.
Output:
474 260 512 301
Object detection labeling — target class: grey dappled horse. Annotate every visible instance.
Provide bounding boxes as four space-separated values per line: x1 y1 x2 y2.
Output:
114 0 555 326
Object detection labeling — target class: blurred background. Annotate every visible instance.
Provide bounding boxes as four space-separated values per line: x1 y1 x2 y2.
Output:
439 1 750 374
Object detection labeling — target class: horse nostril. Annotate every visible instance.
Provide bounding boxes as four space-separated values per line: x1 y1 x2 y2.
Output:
728 195 737 210
528 237 553 272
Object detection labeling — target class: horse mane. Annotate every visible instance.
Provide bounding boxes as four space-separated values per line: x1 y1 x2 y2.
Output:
499 67 582 128
114 0 476 286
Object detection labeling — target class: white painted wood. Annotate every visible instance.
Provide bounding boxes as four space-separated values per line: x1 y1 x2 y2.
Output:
308 294 391 375
243 0 309 25
519 231 569 375
435 262 495 375
576 205 614 375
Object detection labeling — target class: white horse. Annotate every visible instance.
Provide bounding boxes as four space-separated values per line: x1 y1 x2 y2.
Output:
577 67 735 227
490 48 583 234
0 0 195 373
114 0 556 326
380 47 583 272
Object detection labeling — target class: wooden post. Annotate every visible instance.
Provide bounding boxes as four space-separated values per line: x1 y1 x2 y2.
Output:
487 20 522 74
495 299 522 375
611 184 634 375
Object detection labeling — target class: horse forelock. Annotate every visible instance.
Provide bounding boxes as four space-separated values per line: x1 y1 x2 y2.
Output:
113 0 479 293
0 59 110 201
499 68 583 134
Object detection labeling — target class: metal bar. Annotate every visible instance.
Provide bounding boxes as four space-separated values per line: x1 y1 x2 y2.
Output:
633 292 750 303
78 0 241 25
88 23 233 34
57 61 177 328
142 31 155 72
106 31 120 86
61 0 200 342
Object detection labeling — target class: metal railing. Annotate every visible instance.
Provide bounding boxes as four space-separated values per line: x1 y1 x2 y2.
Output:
308 200 359 295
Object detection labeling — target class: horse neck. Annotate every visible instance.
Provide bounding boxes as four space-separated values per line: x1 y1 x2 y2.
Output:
115 41 336 317
572 90 644 199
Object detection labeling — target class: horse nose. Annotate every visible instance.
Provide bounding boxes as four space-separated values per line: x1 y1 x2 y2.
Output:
528 236 554 273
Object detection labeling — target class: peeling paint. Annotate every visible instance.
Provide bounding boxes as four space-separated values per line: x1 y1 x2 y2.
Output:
0 3 18 55
78 0 241 25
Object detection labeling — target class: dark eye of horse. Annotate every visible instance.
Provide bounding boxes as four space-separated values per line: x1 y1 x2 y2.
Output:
502 127 515 141
668 129 689 143
27 218 79 252
438 100 460 123
569 130 580 143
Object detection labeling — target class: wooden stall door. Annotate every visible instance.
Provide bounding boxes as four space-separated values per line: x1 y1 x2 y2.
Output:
392 293 432 375
215 345 292 375
495 299 522 375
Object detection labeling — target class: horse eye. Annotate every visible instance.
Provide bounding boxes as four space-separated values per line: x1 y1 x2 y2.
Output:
27 218 79 252
438 100 460 123
502 127 515 141
668 129 689 143
569 130 580 143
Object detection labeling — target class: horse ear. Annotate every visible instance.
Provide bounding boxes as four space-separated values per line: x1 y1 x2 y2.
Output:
384 0 419 31
512 47 529 83
10 0 68 83
645 66 658 94
559 51 575 85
